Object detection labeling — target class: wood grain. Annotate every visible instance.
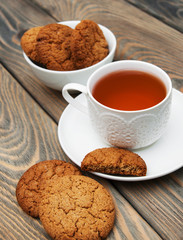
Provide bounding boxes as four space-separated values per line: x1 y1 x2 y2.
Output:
0 64 162 239
1 0 183 239
113 169 183 240
1 0 183 122
0 0 68 122
0 64 63 240
126 0 183 33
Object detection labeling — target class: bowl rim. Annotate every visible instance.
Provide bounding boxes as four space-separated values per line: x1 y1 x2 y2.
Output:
23 20 117 74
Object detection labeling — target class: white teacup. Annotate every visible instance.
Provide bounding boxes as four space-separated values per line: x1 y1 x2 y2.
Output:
62 60 172 149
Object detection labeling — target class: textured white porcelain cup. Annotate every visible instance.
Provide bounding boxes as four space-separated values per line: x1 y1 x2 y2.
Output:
62 60 172 149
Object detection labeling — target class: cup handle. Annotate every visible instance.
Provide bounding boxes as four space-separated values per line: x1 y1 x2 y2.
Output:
62 83 88 114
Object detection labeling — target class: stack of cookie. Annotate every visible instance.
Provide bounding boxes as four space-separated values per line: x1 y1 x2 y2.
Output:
21 20 109 71
16 147 147 239
16 159 115 240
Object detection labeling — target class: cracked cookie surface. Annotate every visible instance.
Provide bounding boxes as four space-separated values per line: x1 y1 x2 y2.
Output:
16 160 82 217
36 23 75 71
81 147 147 176
71 20 109 69
39 175 115 240
21 26 43 62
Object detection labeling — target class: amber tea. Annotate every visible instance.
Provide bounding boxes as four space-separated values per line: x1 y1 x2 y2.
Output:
92 70 167 111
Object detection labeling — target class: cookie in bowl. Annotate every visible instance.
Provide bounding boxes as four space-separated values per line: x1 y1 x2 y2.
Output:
21 20 116 90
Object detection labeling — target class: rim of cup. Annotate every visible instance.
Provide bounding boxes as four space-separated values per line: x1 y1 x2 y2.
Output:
87 60 172 113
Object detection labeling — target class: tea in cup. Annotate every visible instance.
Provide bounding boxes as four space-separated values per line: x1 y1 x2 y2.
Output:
62 60 172 149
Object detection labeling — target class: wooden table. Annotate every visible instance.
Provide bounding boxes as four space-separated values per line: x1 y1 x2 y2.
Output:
0 0 183 239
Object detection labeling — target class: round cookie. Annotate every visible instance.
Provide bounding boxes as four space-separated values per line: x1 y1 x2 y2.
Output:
39 175 115 240
16 160 82 217
71 20 109 69
36 23 75 71
21 26 43 62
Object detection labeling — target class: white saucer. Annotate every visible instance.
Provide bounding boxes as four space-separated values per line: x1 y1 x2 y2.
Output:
58 89 183 181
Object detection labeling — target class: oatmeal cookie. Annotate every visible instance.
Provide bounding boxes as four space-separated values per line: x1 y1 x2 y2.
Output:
16 160 81 217
36 23 75 71
39 175 115 240
21 26 43 62
81 147 147 176
71 20 109 69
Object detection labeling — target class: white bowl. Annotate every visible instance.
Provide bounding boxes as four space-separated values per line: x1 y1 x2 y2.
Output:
23 20 117 90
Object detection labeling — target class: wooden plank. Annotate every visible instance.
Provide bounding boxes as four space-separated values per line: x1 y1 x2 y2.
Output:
1 0 183 122
0 64 162 239
113 169 183 240
0 64 66 240
0 0 68 122
126 0 183 33
0 1 183 238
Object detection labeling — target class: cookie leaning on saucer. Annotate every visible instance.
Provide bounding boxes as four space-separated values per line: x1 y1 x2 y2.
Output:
39 175 115 240
81 147 147 176
16 160 82 217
